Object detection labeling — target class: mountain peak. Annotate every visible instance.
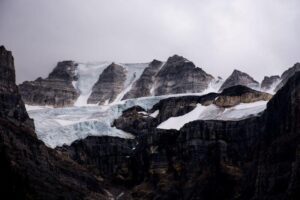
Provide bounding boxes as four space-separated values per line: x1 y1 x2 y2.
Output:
166 54 189 64
0 45 6 51
275 62 300 91
48 60 77 81
219 69 259 91
150 59 163 65
0 46 33 130
261 75 280 90
232 69 243 74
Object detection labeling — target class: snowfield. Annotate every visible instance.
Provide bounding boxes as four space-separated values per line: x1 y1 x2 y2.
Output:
157 101 267 130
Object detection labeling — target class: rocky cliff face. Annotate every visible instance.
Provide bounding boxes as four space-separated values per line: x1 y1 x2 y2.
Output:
154 55 214 96
58 136 135 177
0 46 34 129
0 46 109 200
19 61 79 107
275 62 300 92
261 75 280 90
220 69 259 91
122 60 163 100
122 55 215 99
88 63 127 104
59 72 300 199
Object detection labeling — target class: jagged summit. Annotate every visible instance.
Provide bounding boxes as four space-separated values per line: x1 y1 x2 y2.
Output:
219 69 259 91
48 60 78 81
166 54 190 64
18 55 217 106
275 62 300 91
154 55 214 96
0 45 14 71
261 75 280 91
0 45 33 129
0 45 10 53
18 54 299 108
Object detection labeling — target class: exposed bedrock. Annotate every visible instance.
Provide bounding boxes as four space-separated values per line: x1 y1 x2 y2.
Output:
19 60 79 107
154 55 214 96
219 69 259 91
122 59 163 100
261 75 280 90
147 85 271 124
0 46 34 129
275 62 300 92
88 62 127 104
214 85 273 107
62 72 300 199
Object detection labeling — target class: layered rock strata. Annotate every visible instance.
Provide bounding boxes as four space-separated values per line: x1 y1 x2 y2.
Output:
122 60 163 99
220 69 259 91
154 55 214 96
88 63 127 104
19 60 79 107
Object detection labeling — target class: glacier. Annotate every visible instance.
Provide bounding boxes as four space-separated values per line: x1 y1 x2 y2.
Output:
74 62 111 106
25 61 273 148
26 96 163 148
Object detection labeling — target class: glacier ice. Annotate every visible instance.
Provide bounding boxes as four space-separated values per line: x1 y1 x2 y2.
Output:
25 60 274 148
74 62 111 106
26 95 163 148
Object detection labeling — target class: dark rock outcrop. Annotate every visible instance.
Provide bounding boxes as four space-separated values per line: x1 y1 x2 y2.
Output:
88 63 127 104
122 60 163 100
150 93 219 123
275 62 300 91
19 61 79 107
261 75 280 90
0 46 109 199
57 136 135 177
113 106 159 136
238 69 300 200
214 85 272 107
68 72 299 199
220 69 259 91
0 46 34 129
136 85 271 124
154 55 214 96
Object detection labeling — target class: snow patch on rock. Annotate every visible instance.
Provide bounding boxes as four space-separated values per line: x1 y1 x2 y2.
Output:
157 101 267 130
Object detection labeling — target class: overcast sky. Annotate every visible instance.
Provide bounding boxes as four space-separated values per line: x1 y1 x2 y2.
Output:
1 0 299 83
